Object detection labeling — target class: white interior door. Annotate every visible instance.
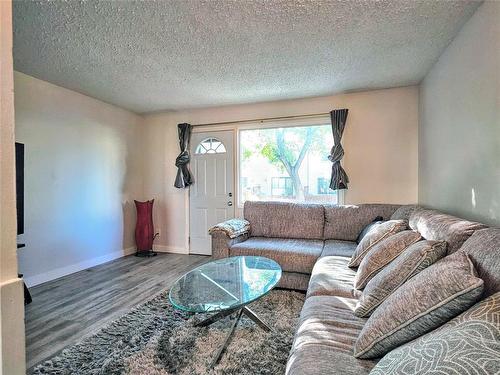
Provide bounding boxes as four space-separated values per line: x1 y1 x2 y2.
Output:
189 131 235 255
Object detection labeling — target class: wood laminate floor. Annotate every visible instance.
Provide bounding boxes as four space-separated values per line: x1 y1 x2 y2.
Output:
25 253 209 371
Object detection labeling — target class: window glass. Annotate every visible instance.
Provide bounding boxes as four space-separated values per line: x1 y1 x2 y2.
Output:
239 125 338 205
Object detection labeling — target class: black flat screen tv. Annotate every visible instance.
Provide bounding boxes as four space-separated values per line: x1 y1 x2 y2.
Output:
15 142 24 235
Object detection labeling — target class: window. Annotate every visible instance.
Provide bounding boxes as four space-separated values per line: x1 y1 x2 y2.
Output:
239 124 339 205
317 177 336 195
195 137 226 154
271 177 293 197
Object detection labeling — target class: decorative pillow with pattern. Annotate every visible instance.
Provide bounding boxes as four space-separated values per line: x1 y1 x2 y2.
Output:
349 220 407 268
355 240 447 317
356 218 384 244
369 292 500 374
354 251 484 359
354 230 422 290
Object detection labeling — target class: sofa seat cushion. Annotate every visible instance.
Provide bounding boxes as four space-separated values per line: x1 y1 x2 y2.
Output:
230 237 323 274
286 295 376 375
321 240 357 257
307 256 360 299
277 271 311 291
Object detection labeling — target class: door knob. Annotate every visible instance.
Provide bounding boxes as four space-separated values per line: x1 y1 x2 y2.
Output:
228 201 233 206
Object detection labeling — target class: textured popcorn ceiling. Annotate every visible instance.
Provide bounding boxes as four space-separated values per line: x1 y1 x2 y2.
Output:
13 0 480 114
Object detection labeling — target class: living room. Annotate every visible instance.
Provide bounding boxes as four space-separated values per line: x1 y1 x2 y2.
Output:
0 1 498 374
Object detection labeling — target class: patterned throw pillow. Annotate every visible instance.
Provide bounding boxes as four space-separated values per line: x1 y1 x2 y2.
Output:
349 220 407 268
354 251 484 359
354 240 447 317
353 230 422 290
356 218 384 244
369 292 500 374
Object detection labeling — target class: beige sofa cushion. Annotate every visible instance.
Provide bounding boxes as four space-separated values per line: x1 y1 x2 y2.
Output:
349 220 407 268
355 240 447 317
390 204 419 221
286 295 376 375
230 237 323 274
460 227 500 297
243 201 324 239
307 256 360 299
409 209 487 254
277 272 310 291
354 230 422 290
323 204 400 241
354 251 484 359
320 240 357 258
370 292 500 374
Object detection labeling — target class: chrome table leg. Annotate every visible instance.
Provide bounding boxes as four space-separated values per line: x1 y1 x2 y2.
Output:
197 305 273 368
195 307 238 327
209 309 243 368
243 306 272 332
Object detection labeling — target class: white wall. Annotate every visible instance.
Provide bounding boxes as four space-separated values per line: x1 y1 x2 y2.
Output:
419 1 500 226
14 72 145 286
0 1 25 373
143 86 419 253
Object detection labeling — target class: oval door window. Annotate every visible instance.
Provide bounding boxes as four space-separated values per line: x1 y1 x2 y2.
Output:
195 137 227 154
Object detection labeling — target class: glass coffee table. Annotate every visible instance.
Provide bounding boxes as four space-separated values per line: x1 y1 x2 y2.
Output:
169 256 282 367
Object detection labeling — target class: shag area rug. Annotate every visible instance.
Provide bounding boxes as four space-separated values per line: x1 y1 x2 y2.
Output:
33 290 305 375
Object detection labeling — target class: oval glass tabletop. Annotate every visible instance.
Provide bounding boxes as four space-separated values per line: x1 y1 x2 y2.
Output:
169 256 282 313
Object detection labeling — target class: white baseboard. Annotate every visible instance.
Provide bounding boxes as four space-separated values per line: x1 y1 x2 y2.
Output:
153 245 189 254
23 247 136 287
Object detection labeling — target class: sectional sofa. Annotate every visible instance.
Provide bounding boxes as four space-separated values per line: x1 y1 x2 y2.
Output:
209 201 500 374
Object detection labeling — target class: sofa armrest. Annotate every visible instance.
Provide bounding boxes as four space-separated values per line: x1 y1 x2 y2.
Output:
209 219 251 259
211 231 250 259
208 218 250 239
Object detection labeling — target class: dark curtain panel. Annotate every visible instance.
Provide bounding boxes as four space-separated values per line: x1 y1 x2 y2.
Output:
328 109 349 190
174 123 194 188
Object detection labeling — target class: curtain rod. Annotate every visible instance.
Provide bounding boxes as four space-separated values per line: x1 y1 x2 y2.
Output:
193 112 331 127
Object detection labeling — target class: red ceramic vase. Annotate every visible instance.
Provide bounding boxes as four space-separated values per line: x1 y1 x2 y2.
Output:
134 199 155 251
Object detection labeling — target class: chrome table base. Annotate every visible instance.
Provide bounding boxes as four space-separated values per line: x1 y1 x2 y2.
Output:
195 306 272 368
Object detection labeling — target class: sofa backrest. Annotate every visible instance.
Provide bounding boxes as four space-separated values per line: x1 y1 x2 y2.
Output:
409 208 499 297
459 228 500 297
243 201 324 240
323 204 400 241
409 209 487 254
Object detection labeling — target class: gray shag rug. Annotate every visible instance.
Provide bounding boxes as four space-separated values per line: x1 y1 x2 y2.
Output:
33 289 305 375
